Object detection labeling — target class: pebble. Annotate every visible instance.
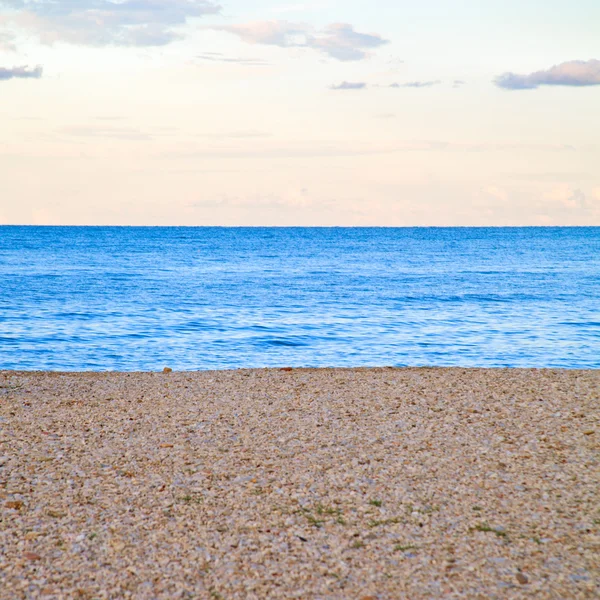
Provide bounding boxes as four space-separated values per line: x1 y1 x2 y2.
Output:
23 553 42 561
1 367 598 599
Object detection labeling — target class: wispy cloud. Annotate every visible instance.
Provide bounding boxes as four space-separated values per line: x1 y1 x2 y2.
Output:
331 81 367 90
542 185 596 217
196 52 270 66
214 21 388 61
161 139 578 161
495 59 600 90
388 80 440 88
196 131 272 139
1 0 221 47
333 80 442 91
0 65 42 81
308 23 388 61
60 126 152 141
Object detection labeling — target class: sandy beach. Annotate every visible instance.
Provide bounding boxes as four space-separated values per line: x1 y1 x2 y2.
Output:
1 368 598 599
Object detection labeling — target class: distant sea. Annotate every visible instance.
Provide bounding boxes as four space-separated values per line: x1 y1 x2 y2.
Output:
1 226 598 371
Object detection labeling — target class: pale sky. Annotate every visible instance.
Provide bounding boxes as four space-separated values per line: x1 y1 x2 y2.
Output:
1 0 599 226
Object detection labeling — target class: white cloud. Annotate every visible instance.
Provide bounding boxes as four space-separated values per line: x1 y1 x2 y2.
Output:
192 187 323 209
542 185 595 213
214 20 388 61
331 81 366 90
495 59 600 90
0 0 221 47
0 64 42 80
389 80 440 88
196 51 270 66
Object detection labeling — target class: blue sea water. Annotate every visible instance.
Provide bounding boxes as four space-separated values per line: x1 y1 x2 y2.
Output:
0 226 598 371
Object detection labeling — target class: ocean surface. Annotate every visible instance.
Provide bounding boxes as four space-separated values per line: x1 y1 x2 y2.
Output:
0 226 599 371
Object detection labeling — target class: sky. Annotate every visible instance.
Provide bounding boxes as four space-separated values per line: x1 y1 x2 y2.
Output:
1 0 599 226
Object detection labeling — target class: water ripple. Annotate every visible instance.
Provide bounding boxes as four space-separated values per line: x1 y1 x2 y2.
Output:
1 226 599 370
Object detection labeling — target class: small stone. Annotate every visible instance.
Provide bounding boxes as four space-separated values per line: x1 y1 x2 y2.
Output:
23 552 41 561
5 501 24 510
163 367 173 374
280 367 293 372
583 430 594 436
1 368 597 597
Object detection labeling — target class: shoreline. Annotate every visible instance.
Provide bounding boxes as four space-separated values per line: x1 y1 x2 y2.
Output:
2 368 598 598
3 365 598 374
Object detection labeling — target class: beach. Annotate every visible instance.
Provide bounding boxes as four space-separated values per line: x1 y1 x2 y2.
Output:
1 367 598 598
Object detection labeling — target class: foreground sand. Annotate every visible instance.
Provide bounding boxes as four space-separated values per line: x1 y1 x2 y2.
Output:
1 368 598 599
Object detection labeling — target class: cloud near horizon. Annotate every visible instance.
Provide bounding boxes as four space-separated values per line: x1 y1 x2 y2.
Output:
196 52 269 66
495 59 600 90
0 0 221 47
334 80 443 90
331 81 367 90
0 64 42 80
214 21 388 61
389 80 440 88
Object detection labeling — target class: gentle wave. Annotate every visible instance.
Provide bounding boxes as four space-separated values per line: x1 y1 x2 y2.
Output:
1 226 599 370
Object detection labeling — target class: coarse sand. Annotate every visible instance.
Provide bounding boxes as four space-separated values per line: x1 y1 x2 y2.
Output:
1 368 599 599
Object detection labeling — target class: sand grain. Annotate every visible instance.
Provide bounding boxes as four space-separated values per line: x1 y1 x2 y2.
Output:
1 368 598 598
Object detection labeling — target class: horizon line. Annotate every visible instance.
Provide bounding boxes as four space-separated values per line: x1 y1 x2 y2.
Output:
1 224 599 229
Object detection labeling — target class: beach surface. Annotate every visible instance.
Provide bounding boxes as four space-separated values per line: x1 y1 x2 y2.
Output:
1 368 598 599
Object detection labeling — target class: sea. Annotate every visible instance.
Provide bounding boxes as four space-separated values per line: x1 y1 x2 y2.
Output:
0 226 598 371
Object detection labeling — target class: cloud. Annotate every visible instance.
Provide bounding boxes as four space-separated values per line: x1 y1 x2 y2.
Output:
308 23 388 61
330 81 366 90
196 130 272 139
453 79 466 88
385 56 404 68
331 80 442 91
388 80 440 88
0 64 42 80
214 21 388 61
543 185 590 209
60 125 152 141
495 59 600 90
196 52 270 66
1 0 221 47
191 187 327 210
539 185 600 222
162 139 578 161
